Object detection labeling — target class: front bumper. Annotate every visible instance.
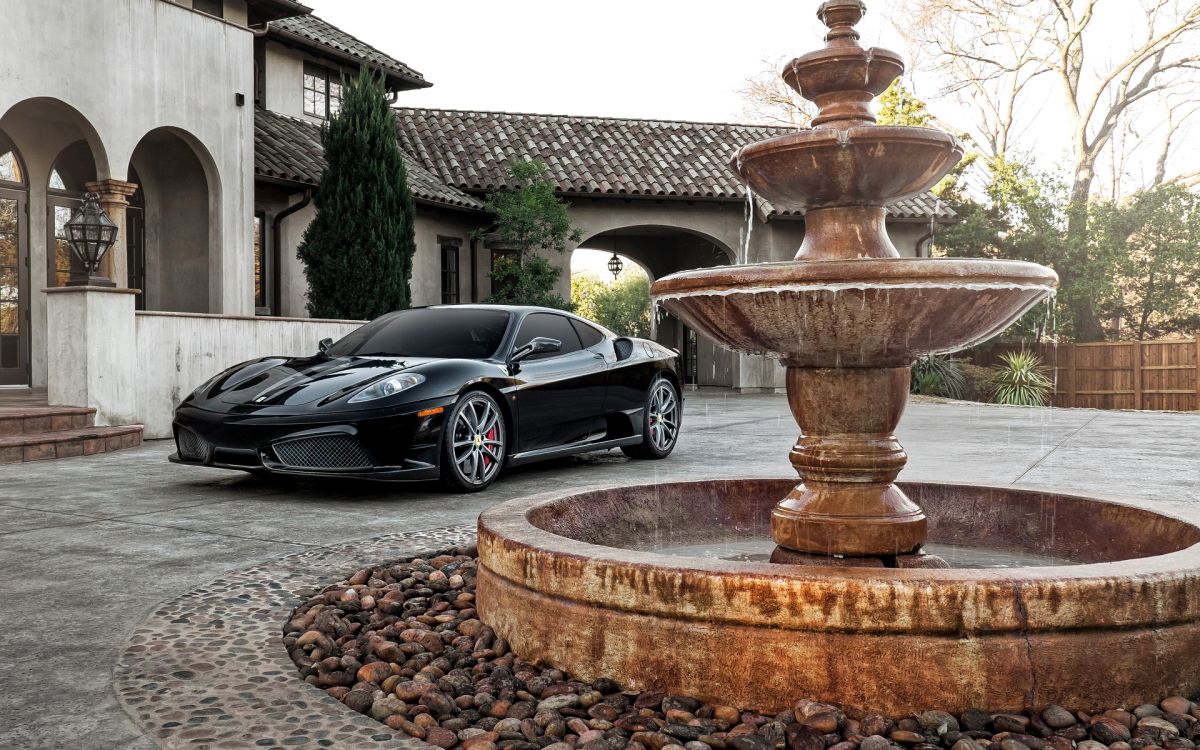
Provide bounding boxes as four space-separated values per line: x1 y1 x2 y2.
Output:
170 399 452 482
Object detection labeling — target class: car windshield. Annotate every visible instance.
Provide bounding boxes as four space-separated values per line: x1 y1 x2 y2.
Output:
327 308 512 359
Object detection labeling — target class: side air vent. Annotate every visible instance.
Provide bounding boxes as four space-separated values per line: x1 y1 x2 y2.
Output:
614 337 634 361
175 427 212 462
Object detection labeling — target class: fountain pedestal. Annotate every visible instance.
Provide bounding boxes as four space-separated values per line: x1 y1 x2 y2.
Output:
772 366 925 557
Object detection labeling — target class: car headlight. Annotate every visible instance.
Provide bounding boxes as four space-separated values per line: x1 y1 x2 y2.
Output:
348 373 425 403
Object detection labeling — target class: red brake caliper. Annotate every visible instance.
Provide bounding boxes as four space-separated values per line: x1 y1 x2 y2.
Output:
484 427 496 467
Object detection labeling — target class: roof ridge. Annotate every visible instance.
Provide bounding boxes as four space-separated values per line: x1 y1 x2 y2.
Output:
392 106 794 132
268 13 429 87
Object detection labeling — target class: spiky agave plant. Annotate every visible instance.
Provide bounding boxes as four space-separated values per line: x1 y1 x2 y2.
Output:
989 351 1053 406
910 355 966 399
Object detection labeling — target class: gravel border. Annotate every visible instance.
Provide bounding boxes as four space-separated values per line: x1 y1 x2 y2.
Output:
114 525 475 749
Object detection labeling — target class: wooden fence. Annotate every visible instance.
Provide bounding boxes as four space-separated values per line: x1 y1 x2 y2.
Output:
973 337 1200 412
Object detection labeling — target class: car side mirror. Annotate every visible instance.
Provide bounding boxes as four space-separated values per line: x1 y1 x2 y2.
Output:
509 337 561 370
318 337 333 354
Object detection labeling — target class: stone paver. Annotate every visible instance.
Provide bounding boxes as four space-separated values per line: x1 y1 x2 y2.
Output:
0 390 1197 748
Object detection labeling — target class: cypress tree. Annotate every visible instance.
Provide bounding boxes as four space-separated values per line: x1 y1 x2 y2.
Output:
298 66 415 319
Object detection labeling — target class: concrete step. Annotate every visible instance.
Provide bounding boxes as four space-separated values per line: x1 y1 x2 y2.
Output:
0 406 97 436
0 424 144 464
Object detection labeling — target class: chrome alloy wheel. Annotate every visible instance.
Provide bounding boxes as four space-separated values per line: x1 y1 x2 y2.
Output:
647 379 680 452
451 394 504 486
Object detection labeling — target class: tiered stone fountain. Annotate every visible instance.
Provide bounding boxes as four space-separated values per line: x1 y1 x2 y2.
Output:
478 0 1200 716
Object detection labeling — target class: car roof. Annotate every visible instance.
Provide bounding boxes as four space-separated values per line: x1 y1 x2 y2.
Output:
405 304 616 336
419 304 568 314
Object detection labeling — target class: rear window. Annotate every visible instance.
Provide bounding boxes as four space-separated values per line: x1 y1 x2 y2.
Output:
571 319 606 348
328 308 511 359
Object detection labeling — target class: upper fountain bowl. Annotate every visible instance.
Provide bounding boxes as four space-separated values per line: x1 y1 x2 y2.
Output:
733 126 964 213
781 46 904 126
652 258 1058 367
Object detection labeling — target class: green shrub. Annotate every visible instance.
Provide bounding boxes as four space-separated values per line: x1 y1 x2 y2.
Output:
477 158 582 307
957 362 994 401
571 272 651 337
910 355 965 399
298 67 415 319
486 255 571 310
989 351 1053 406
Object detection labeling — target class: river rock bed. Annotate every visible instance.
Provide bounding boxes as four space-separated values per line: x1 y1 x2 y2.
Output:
284 552 1200 750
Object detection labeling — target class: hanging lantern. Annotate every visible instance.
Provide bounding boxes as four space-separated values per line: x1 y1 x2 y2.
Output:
64 192 118 287
607 252 624 279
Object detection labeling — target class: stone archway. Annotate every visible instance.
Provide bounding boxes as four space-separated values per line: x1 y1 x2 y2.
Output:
128 128 221 313
0 98 109 387
574 224 738 387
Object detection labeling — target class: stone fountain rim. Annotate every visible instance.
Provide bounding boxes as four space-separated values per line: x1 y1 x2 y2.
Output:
651 257 1060 295
477 478 1200 635
787 44 906 68
734 124 962 158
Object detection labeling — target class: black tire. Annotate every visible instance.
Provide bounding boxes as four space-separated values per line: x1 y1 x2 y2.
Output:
440 390 507 492
622 375 681 459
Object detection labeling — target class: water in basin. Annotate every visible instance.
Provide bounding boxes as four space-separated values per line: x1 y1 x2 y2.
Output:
651 537 1075 568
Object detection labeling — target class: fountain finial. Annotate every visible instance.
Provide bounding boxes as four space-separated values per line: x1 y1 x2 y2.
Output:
817 0 866 45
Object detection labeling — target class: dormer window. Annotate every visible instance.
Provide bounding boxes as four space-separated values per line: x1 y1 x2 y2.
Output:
303 63 343 119
193 0 223 18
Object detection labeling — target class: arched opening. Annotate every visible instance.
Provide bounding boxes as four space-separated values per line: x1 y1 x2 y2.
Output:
0 97 112 386
0 130 28 385
570 249 654 341
572 225 735 388
0 98 109 387
129 128 216 312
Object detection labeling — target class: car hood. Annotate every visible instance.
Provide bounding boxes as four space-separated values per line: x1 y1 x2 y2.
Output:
209 355 431 408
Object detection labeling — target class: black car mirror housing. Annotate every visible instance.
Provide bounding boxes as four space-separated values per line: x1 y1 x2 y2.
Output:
318 338 333 355
508 337 562 372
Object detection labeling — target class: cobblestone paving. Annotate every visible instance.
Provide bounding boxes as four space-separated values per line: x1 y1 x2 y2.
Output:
114 526 475 750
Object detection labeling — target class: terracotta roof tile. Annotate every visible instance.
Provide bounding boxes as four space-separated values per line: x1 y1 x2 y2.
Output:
254 108 483 212
268 15 430 89
394 108 955 222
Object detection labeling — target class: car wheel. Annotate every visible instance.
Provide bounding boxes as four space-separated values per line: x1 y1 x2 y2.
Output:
622 375 681 460
441 390 507 492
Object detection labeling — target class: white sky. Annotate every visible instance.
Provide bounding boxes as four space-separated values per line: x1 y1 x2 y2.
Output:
303 0 1199 270
304 1 896 124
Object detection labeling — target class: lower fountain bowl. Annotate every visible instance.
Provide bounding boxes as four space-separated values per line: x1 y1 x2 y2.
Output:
477 479 1200 715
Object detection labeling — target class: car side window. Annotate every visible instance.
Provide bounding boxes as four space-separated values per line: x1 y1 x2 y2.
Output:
514 313 583 360
570 319 606 349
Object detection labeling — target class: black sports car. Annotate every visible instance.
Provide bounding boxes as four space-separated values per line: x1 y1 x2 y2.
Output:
170 305 683 491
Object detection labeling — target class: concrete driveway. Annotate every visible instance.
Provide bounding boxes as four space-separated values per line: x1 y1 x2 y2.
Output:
1 390 1198 749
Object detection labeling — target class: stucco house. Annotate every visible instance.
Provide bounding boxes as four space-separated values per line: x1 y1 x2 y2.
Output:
0 0 953 451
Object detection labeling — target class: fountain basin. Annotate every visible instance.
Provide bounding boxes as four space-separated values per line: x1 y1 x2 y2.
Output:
652 259 1057 367
477 479 1200 715
732 126 962 213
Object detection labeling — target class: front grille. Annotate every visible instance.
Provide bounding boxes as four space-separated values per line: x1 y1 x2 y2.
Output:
176 427 212 461
272 434 373 471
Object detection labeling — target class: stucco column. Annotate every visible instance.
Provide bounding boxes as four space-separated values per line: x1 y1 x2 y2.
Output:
85 179 139 287
43 286 139 426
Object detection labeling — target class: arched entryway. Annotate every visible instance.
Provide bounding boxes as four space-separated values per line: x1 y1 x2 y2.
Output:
0 97 110 387
573 225 735 387
0 131 28 385
128 128 218 313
